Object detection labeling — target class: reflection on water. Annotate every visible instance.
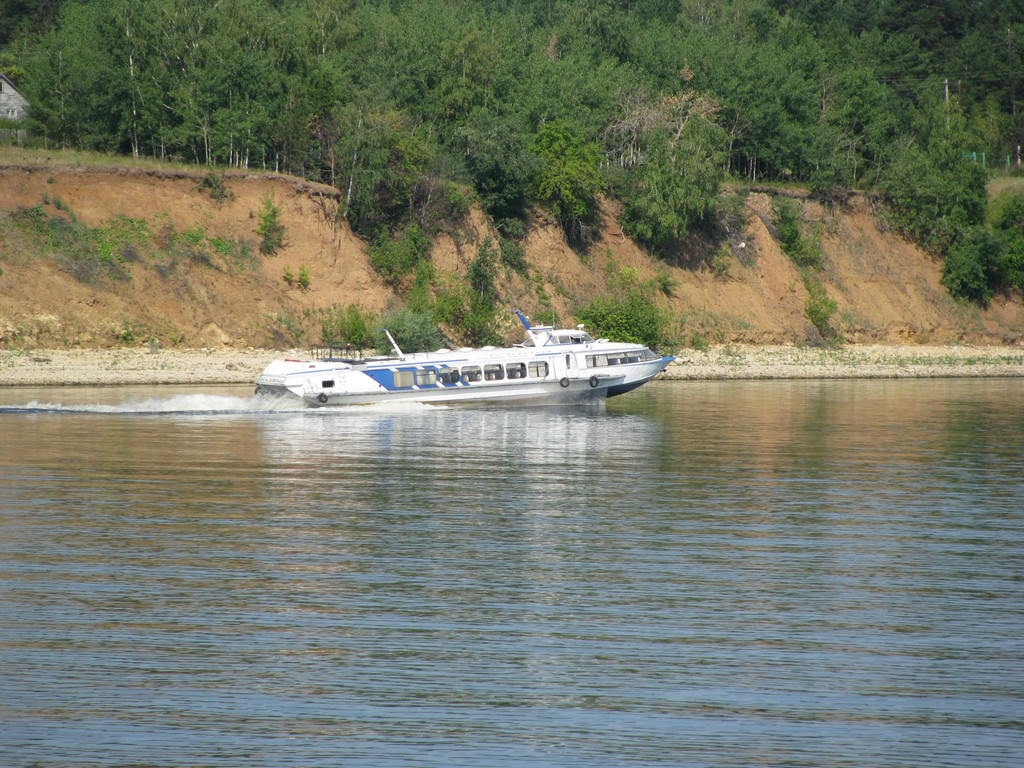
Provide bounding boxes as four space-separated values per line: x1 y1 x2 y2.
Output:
1 380 1023 767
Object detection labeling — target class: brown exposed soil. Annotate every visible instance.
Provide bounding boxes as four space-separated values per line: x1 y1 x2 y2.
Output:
1 160 1022 351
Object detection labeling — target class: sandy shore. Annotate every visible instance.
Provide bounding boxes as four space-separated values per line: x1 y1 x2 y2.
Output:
660 344 1024 380
1 344 1023 387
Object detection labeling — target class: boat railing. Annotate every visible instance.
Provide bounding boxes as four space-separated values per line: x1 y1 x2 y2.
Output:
312 343 367 363
312 343 404 364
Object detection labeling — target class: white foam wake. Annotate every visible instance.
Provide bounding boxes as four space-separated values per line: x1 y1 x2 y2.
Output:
2 394 447 415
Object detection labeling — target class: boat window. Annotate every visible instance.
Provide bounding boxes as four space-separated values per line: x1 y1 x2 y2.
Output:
321 379 335 388
484 364 505 381
461 366 482 383
415 369 437 386
528 361 548 378
506 362 526 379
555 335 572 344
439 367 460 384
393 370 415 388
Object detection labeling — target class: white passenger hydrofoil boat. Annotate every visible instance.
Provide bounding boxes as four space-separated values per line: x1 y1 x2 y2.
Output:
254 311 674 407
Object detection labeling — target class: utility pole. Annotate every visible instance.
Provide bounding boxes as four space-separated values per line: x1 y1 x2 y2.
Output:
944 79 949 129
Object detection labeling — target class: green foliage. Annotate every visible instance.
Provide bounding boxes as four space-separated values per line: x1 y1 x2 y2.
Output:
991 190 1024 232
322 304 375 348
529 120 603 247
282 266 295 287
991 190 1024 290
880 100 987 255
5 0 1023 302
198 171 231 202
463 111 535 223
431 238 502 346
463 237 502 345
615 94 726 252
804 279 839 340
999 236 1024 291
433 282 467 327
208 236 256 272
10 204 132 284
368 223 431 288
575 268 666 348
774 197 823 269
376 307 443 354
468 236 498 301
297 264 311 291
6 0 1019 189
941 227 1003 306
443 183 471 221
256 195 286 256
498 236 528 275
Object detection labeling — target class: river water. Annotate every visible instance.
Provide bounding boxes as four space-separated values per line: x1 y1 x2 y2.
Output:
2 379 1022 767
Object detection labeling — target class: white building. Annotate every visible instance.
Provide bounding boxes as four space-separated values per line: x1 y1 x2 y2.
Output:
0 73 29 121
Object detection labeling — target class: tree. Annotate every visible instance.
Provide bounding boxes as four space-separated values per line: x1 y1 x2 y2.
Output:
529 120 604 247
256 195 286 255
462 109 535 225
881 99 987 255
611 91 725 252
941 227 1002 306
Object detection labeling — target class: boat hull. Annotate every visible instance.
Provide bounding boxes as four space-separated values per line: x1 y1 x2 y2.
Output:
255 357 671 408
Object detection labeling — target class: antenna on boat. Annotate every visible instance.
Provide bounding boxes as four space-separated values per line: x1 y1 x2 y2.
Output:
382 329 404 359
514 310 532 330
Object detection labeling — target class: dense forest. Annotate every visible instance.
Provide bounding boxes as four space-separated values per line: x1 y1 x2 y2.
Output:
2 0 1024 317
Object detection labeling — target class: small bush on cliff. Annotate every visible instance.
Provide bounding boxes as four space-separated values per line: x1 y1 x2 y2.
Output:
804 278 839 341
322 304 375 348
774 197 821 269
375 307 442 354
575 267 666 348
256 195 286 255
368 223 430 288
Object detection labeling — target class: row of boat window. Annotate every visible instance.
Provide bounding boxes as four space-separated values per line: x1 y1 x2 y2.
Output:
368 349 658 389
586 349 660 367
393 361 550 387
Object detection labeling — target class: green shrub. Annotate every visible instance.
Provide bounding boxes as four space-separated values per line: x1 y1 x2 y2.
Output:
468 237 498 300
376 307 443 353
941 227 1002 306
297 264 311 291
198 171 231 202
433 283 468 326
368 223 430 287
444 183 471 220
775 197 821 269
575 269 666 348
804 280 838 339
880 142 986 255
991 190 1024 290
322 304 375 348
999 235 1024 291
256 195 286 255
498 236 528 274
